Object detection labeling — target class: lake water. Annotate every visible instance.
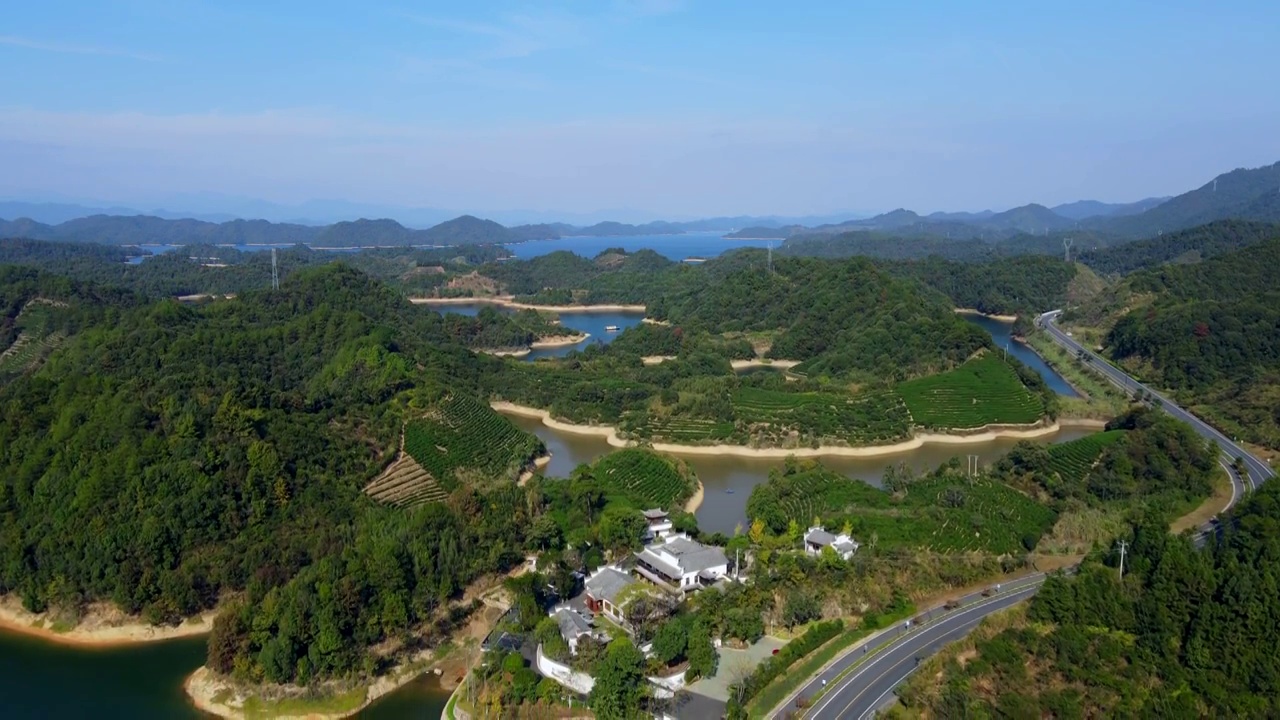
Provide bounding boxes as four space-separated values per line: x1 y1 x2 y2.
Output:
0 628 448 719
507 414 1093 535
505 232 774 261
430 303 646 360
960 314 1078 397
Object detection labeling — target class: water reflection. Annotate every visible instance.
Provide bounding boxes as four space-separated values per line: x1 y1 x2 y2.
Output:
507 414 1092 535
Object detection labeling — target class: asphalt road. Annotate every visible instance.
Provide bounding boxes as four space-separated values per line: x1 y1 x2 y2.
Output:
805 580 1044 720
1038 310 1274 489
769 312 1273 719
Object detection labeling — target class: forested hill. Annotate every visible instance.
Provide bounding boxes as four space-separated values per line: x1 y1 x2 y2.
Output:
899 478 1280 716
1071 238 1280 449
1077 219 1280 276
0 264 545 684
645 254 993 379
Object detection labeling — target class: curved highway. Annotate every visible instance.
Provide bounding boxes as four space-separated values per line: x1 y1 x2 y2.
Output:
1038 310 1273 488
770 311 1273 719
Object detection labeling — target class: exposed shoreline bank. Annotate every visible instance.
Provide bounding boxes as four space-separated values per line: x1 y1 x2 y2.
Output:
531 333 589 348
184 653 438 720
953 307 1018 323
640 356 801 370
0 596 216 648
491 401 1106 460
410 296 646 314
684 480 706 514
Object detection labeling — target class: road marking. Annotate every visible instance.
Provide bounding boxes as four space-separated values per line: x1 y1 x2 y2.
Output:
836 588 1040 720
803 582 1043 719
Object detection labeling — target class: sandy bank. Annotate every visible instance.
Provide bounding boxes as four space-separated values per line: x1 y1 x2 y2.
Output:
642 318 670 326
519 454 553 486
954 308 1018 323
730 359 801 371
410 296 645 314
531 333 589 348
0 596 216 647
640 356 801 370
684 480 705 514
479 348 531 358
491 402 1096 460
176 293 236 302
185 656 439 720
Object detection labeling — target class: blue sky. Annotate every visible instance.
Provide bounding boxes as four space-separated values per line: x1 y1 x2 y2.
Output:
1 0 1278 220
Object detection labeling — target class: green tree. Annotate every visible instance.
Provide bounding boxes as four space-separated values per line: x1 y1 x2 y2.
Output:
591 638 647 720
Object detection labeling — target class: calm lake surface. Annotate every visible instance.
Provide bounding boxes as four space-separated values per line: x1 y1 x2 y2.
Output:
431 303 645 360
0 628 448 719
508 414 1093 535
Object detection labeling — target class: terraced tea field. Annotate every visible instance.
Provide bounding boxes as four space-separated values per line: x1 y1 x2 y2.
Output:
1047 430 1125 483
363 454 448 508
730 387 911 445
366 393 544 507
0 331 65 381
898 355 1044 429
748 466 1057 555
625 414 735 442
593 448 697 509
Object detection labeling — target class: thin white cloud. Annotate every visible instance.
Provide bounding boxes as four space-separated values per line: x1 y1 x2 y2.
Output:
0 34 160 61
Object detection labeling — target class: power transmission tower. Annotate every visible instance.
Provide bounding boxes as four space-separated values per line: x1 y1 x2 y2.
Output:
271 248 280 290
1063 237 1073 263
767 241 773 274
1117 539 1129 581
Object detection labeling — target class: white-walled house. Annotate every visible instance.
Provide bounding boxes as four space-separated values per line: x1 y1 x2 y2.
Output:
634 534 729 592
641 508 674 542
549 605 601 654
583 565 640 625
804 525 860 561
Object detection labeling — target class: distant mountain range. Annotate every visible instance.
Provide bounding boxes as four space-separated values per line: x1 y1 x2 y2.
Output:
4 160 1277 247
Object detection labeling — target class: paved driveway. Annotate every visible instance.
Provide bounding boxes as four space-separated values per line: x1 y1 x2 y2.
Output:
688 635 787 701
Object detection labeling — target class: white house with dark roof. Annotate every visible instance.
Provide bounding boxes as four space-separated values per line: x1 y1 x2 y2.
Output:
634 534 729 592
549 605 601 654
583 565 640 625
641 508 674 542
804 525 860 561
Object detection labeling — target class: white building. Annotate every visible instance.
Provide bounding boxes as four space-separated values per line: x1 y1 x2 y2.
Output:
549 605 601 654
641 508 674 542
634 534 729 592
583 565 640 625
804 525 860 561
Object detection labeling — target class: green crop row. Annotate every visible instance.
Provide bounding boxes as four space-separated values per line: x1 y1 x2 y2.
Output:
898 355 1045 429
403 393 544 491
592 448 696 509
1047 430 1125 483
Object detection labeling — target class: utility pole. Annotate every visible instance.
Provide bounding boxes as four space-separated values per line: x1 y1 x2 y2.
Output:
271 248 280 290
1117 539 1129 581
767 241 773 274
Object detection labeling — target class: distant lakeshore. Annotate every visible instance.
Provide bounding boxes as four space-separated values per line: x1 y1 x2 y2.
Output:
409 296 646 313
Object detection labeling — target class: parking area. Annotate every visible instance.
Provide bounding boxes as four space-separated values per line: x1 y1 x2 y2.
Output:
687 635 788 702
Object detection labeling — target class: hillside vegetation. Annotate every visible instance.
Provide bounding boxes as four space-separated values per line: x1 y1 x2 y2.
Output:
896 478 1280 717
0 263 553 686
1065 237 1280 449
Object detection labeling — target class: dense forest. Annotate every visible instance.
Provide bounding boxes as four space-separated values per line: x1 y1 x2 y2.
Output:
1090 239 1280 450
1076 219 1280 276
881 255 1079 318
0 263 551 684
898 478 1280 717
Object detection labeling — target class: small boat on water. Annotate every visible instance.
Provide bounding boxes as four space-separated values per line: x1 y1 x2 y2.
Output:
605 325 619 332
726 488 735 494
